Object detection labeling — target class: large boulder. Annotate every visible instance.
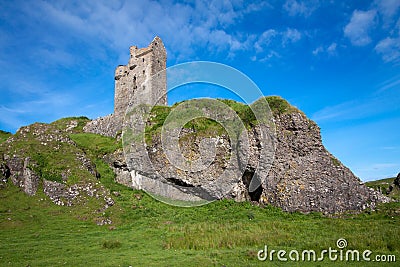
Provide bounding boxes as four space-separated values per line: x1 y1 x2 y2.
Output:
125 97 390 213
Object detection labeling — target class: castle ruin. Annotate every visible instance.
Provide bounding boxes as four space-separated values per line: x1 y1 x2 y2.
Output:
82 37 390 212
84 36 167 136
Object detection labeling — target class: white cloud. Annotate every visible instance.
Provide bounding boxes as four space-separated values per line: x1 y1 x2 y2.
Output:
371 163 399 169
356 162 399 181
327 42 337 53
312 89 400 122
18 0 262 64
381 146 399 150
33 48 76 68
397 17 400 34
375 37 400 63
254 51 281 63
253 28 302 59
283 0 318 17
376 75 400 93
1 0 306 130
312 46 323 55
312 100 360 121
374 0 400 19
11 1 303 67
0 91 76 132
312 42 336 56
254 29 277 53
344 9 377 46
282 28 302 45
244 2 273 13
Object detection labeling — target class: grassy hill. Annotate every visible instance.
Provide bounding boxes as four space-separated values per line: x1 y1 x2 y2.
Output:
366 177 399 201
1 177 399 266
366 178 395 194
0 104 399 266
0 130 11 144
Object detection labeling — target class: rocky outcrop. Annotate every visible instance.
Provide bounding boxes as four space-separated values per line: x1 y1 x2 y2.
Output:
83 114 120 138
387 173 400 196
260 111 388 213
43 179 114 208
0 162 10 184
103 149 132 188
394 173 400 188
126 100 390 213
0 106 390 214
0 37 391 214
2 156 39 196
22 158 40 196
0 119 115 213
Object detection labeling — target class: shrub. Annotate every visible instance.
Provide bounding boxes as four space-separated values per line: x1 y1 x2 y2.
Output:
102 240 122 249
265 96 292 114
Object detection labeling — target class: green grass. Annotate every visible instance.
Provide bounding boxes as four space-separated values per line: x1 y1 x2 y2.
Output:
69 133 122 156
218 99 258 127
366 178 395 192
1 113 399 266
0 179 399 266
144 97 299 145
0 121 96 184
366 177 399 200
0 130 11 144
330 155 341 167
265 96 299 114
145 98 274 145
52 116 90 133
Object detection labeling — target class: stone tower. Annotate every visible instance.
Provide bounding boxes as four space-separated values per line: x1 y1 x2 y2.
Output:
114 36 167 123
84 36 167 137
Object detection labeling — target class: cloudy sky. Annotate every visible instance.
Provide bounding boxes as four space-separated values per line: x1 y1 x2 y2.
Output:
0 0 399 181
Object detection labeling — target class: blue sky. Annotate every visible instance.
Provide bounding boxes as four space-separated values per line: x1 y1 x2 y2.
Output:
0 0 399 181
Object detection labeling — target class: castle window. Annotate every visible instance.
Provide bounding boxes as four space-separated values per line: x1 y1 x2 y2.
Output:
143 70 145 74
142 58 145 62
155 42 157 46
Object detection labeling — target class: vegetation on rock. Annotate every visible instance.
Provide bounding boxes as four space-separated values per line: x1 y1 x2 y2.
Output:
265 95 299 114
366 176 400 201
0 107 399 265
0 130 11 144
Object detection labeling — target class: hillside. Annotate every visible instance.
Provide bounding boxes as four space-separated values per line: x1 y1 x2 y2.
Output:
0 97 391 214
0 130 11 144
0 97 399 265
366 175 400 201
0 171 399 266
127 96 389 212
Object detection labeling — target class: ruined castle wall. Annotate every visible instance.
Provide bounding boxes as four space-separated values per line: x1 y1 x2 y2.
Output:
114 36 167 123
150 38 167 105
85 36 167 137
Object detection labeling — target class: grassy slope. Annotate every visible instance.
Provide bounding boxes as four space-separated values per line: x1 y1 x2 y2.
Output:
0 108 399 266
0 180 399 266
366 177 399 201
366 178 395 192
145 96 292 145
0 117 93 184
0 130 11 144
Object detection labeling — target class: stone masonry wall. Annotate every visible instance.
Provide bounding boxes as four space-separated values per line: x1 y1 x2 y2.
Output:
84 36 167 137
114 36 167 125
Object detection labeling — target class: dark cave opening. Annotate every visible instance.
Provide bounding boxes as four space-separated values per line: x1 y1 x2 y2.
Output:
166 177 194 187
242 170 263 201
